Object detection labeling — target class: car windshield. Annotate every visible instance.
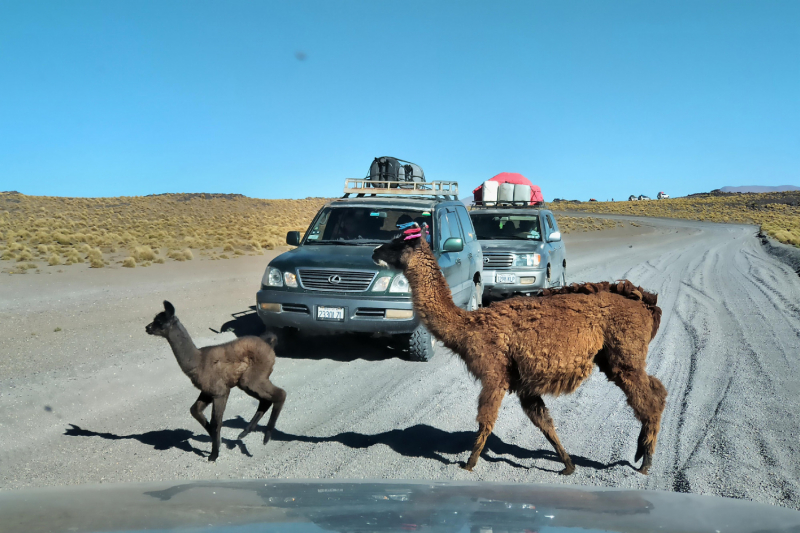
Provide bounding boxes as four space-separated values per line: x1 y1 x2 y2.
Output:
470 214 541 240
306 207 434 244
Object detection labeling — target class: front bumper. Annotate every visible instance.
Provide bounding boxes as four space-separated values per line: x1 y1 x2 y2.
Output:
482 269 547 298
256 289 418 334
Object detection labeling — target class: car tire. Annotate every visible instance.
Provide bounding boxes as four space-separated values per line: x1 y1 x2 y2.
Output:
405 324 436 362
467 281 483 311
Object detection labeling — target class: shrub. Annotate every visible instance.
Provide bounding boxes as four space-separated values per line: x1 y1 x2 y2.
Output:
122 257 136 268
48 254 61 266
131 245 156 262
17 250 33 262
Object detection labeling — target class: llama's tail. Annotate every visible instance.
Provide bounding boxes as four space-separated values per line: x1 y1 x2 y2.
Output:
611 280 662 341
260 331 278 348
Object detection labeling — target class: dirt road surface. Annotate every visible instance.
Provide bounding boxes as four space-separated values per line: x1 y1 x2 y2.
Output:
2 217 799 509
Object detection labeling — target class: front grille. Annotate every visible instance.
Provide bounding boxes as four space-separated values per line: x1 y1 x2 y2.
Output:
281 303 309 314
483 253 514 269
297 268 377 292
355 308 385 318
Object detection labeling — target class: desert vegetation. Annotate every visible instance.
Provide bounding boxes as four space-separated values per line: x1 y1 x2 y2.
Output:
557 216 623 234
551 191 800 246
0 192 329 274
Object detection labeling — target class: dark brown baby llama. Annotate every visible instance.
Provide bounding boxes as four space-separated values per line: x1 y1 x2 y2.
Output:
146 301 286 461
372 225 666 474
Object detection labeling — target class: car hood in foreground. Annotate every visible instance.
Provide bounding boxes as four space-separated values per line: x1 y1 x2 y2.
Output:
1 479 798 533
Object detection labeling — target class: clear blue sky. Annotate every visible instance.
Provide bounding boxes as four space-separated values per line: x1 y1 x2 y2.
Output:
1 1 798 201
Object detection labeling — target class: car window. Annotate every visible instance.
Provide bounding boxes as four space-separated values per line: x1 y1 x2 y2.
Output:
469 213 542 240
437 211 452 249
455 206 476 243
543 214 553 234
306 207 434 244
446 210 464 241
546 214 557 233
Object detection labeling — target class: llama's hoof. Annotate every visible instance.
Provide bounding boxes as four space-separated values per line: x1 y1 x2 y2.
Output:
263 430 272 444
638 453 652 475
238 429 250 440
459 462 475 472
208 452 219 462
559 465 575 476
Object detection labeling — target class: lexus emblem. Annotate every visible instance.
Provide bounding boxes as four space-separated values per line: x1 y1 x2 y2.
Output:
328 275 341 284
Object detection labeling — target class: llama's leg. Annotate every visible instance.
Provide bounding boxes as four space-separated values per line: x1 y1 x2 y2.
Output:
238 399 271 440
462 383 506 472
261 382 287 444
518 393 575 475
599 361 667 475
190 392 213 436
237 378 287 443
208 392 229 462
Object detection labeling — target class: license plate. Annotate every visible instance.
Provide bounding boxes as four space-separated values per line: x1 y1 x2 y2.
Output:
496 273 516 284
317 306 344 321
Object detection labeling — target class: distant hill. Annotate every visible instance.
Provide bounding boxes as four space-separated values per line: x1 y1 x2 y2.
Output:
719 185 800 193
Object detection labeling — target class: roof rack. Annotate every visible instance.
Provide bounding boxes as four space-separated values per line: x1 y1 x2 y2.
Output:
343 179 459 199
471 200 546 209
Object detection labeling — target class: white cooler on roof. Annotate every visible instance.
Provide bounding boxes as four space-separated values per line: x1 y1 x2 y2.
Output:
498 182 515 204
513 184 531 202
481 180 499 205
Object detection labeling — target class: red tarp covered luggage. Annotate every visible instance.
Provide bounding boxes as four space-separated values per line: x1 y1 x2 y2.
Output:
472 172 544 204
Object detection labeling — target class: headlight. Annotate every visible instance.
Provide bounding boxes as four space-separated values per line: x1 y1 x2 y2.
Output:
372 276 391 291
512 253 541 267
389 274 411 293
284 271 298 288
262 267 283 287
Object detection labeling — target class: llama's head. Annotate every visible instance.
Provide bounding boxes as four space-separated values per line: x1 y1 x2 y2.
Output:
372 222 427 270
145 300 177 337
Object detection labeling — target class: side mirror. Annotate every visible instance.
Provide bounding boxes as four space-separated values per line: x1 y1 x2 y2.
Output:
442 237 463 253
286 231 301 246
549 231 561 242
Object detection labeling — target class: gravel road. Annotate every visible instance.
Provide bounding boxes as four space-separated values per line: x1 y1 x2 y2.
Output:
1 217 799 509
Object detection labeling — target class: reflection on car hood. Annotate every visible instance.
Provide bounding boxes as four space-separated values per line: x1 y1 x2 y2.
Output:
270 244 387 272
479 240 546 253
1 479 798 533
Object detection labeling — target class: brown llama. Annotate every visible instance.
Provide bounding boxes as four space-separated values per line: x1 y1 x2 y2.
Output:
145 301 286 461
372 226 666 474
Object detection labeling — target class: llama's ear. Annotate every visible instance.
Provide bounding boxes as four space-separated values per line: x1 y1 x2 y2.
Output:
163 300 175 318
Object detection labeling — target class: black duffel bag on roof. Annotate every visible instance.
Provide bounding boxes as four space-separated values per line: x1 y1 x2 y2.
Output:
367 157 425 188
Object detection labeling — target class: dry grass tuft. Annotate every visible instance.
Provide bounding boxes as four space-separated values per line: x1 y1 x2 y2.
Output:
0 192 330 272
556 216 622 234
122 257 136 268
551 191 800 247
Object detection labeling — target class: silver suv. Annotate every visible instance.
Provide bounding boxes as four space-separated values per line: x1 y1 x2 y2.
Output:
469 207 566 303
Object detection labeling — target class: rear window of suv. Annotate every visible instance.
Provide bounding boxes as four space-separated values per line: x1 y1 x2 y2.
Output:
305 207 434 244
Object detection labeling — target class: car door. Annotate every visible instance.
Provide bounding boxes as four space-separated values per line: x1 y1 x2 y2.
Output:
442 206 471 306
455 204 481 290
435 207 463 305
541 212 557 283
544 212 564 281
